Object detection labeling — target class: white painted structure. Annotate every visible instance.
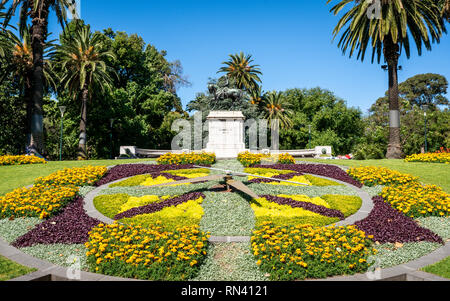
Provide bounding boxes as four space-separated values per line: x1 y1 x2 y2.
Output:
204 111 246 158
120 111 333 159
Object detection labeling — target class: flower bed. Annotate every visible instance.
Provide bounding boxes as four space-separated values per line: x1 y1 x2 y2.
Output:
117 195 172 214
251 222 376 280
249 173 311 186
259 195 345 220
381 183 449 218
157 152 216 165
250 196 340 228
255 164 362 187
0 185 78 219
95 164 195 186
35 166 108 187
237 152 266 167
114 192 205 220
109 168 210 188
85 223 209 281
237 152 295 167
0 155 46 166
405 148 450 164
347 166 418 187
12 196 101 248
277 153 296 164
354 196 444 244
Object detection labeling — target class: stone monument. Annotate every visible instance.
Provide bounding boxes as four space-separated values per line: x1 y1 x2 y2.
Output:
204 111 246 158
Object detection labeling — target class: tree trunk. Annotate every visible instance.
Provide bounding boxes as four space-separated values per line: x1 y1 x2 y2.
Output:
24 82 33 149
29 4 49 156
78 87 89 160
384 36 404 159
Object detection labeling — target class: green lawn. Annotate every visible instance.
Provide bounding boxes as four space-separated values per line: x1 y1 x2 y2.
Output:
299 159 450 193
421 256 450 279
0 255 36 281
0 159 155 196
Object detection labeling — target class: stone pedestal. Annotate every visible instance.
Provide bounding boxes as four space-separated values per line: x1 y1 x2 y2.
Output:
204 111 246 158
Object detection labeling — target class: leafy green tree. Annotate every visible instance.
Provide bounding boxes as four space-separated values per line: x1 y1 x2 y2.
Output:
280 88 364 154
50 27 185 159
218 52 262 93
399 73 448 108
56 24 116 159
328 0 445 159
2 0 74 155
0 71 26 154
359 73 450 157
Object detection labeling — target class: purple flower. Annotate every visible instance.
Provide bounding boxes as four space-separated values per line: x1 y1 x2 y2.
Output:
354 196 443 244
12 197 101 248
96 164 198 186
253 164 362 188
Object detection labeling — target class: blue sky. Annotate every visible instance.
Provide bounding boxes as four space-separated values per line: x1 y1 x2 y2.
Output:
14 0 450 114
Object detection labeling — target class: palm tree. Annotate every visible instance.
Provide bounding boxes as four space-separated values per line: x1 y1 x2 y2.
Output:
218 52 262 93
327 0 445 159
262 91 294 129
2 0 74 155
56 25 116 159
249 85 264 106
4 27 56 146
0 4 15 58
439 0 450 20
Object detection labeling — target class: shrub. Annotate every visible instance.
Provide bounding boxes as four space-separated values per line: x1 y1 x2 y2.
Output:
251 222 376 280
352 143 385 160
85 223 209 281
157 152 216 165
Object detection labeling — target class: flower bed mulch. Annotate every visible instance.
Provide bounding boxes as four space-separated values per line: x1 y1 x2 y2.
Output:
255 164 362 188
114 192 206 220
261 195 345 220
12 196 101 248
354 196 444 244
